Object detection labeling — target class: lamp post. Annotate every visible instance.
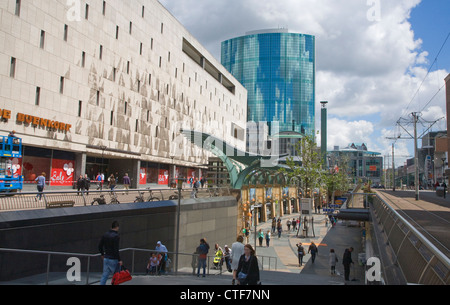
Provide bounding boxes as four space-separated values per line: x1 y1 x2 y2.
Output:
174 177 184 275
100 145 107 190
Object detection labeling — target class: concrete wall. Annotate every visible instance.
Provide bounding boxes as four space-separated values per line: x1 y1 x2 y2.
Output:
0 196 237 281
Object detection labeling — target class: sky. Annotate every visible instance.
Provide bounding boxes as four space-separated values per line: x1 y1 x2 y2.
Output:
159 0 450 167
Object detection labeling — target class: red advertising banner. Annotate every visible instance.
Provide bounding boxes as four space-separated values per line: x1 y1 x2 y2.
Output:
158 169 169 185
369 165 377 172
139 167 147 185
50 159 75 186
6 157 22 178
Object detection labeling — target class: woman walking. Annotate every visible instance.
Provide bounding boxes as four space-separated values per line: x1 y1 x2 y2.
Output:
265 230 271 247
257 229 264 247
296 242 305 266
329 249 338 275
236 244 260 285
308 242 318 264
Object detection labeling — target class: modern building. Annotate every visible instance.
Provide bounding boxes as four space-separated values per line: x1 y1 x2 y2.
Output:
329 143 383 184
0 0 247 189
221 28 316 140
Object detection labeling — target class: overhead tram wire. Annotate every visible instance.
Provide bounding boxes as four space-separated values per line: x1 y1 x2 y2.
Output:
394 30 450 127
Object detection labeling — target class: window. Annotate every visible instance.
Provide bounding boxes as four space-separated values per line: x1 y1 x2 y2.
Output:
148 73 152 86
85 4 89 20
151 38 153 50
129 22 132 35
135 119 138 132
159 56 162 68
116 26 119 39
35 87 41 106
99 45 103 60
40 30 45 49
15 0 21 16
137 80 141 93
81 51 86 67
10 57 16 78
59 77 64 94
124 101 127 115
147 110 150 122
175 68 177 78
161 23 164 34
140 42 143 55
142 6 145 18
155 126 159 137
78 101 82 117
64 24 68 41
102 1 106 15
168 51 170 62
113 67 116 81
110 111 114 125
96 90 100 106
127 61 130 74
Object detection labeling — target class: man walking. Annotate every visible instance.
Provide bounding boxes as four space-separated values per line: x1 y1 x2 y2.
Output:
98 221 122 285
343 247 354 281
35 172 46 201
123 173 131 194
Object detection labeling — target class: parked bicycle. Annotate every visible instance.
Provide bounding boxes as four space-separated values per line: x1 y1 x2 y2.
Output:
91 191 120 205
134 188 160 203
168 191 183 200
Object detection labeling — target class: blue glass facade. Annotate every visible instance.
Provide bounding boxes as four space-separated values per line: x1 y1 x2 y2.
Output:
221 31 315 136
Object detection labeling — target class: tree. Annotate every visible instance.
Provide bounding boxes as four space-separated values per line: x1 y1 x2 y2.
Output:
323 154 351 204
279 135 323 198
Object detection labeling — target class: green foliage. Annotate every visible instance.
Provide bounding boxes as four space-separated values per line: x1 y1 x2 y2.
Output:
279 135 322 198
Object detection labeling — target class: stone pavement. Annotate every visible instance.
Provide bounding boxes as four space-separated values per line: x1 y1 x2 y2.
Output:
123 211 366 285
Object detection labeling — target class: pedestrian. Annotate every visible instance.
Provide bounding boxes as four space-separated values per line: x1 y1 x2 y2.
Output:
76 175 85 195
231 235 245 285
84 174 91 195
296 242 305 266
189 176 193 188
277 221 282 238
443 181 447 198
271 217 276 233
96 173 102 190
98 220 122 285
258 229 264 247
329 249 338 275
292 218 297 232
236 244 260 285
123 173 131 194
343 247 354 281
223 245 232 272
196 238 209 277
108 174 116 190
265 230 271 247
286 219 291 231
200 176 205 188
213 243 223 270
308 242 318 263
35 172 46 201
155 241 168 274
193 178 199 193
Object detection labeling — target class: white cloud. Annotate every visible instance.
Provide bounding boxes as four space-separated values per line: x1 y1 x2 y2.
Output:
159 0 449 159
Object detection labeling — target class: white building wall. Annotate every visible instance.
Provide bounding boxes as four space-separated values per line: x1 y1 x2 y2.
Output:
0 0 247 168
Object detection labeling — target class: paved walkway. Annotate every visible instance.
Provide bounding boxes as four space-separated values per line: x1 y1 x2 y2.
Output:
124 212 366 285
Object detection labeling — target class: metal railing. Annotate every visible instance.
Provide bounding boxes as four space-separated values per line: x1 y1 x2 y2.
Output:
0 247 277 285
0 186 232 212
370 194 450 285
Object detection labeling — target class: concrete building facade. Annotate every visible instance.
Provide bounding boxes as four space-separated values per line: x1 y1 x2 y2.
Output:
0 0 247 188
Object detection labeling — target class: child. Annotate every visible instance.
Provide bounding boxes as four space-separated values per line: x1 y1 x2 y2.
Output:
329 249 338 275
147 252 160 275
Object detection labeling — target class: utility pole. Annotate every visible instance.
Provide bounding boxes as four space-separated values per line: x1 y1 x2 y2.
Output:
392 143 395 191
412 112 419 201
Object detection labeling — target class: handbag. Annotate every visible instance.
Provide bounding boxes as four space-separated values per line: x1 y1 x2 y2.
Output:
111 264 132 285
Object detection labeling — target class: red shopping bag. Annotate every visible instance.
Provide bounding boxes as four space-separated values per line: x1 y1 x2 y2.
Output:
111 265 132 285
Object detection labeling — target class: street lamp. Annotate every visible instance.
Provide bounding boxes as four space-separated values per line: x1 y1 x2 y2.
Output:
174 177 184 275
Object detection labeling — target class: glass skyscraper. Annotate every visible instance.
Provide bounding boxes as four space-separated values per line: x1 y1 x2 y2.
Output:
221 29 315 137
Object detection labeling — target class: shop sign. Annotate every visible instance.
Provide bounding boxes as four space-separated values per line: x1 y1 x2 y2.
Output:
0 108 72 132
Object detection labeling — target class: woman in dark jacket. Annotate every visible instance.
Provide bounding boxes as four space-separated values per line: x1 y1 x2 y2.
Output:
236 244 260 285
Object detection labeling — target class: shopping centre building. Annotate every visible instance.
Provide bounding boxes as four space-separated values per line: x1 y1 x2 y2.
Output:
0 0 247 188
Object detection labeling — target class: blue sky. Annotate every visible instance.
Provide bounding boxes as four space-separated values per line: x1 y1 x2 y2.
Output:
161 0 450 166
410 0 450 73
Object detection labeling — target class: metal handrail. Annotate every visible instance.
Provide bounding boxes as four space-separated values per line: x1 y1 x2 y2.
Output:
370 194 450 284
0 186 233 212
0 246 278 285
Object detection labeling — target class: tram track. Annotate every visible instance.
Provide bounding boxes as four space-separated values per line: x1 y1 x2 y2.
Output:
376 190 450 258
